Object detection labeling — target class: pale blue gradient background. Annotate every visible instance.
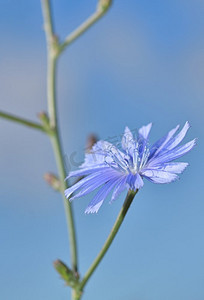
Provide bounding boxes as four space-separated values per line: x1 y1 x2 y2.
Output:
0 1 204 299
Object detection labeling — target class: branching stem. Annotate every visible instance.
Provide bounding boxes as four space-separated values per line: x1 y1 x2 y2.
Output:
0 111 45 132
59 5 111 54
41 0 78 276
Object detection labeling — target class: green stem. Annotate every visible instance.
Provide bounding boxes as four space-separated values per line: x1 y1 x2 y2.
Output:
41 0 55 46
0 111 45 132
59 3 112 54
51 131 78 273
71 289 82 300
41 0 78 274
42 0 59 128
47 53 57 129
79 189 138 291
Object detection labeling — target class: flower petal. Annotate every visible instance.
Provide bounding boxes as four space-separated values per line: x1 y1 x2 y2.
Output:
165 121 190 151
138 123 152 140
138 123 152 157
80 140 113 168
142 169 178 183
67 166 109 179
149 139 196 165
65 172 102 199
110 176 127 203
70 172 122 201
85 179 119 214
134 173 144 189
122 126 134 151
65 169 119 199
126 173 144 190
92 140 114 155
149 125 180 160
144 162 188 174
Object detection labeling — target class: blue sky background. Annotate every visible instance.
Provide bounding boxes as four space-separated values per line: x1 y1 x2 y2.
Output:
0 1 204 299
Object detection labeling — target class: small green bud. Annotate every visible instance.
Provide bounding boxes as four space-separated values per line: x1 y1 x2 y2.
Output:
44 173 61 191
38 111 49 125
98 0 112 12
53 260 77 287
37 111 53 134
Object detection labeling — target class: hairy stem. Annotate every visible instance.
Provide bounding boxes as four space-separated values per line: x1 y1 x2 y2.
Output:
79 189 138 291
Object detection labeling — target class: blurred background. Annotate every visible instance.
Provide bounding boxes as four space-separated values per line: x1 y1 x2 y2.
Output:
0 0 204 299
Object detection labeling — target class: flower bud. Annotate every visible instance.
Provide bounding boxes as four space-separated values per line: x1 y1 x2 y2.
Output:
44 173 61 191
38 111 52 133
38 111 49 125
86 134 98 153
98 0 112 12
53 260 77 287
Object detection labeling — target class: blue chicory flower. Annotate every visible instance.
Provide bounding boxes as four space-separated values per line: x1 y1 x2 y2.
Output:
65 122 195 214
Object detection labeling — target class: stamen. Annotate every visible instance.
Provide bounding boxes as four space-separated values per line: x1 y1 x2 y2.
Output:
102 138 150 175
132 142 139 172
104 146 129 173
139 146 150 169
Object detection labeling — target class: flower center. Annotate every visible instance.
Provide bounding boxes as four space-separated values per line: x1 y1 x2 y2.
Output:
103 142 150 175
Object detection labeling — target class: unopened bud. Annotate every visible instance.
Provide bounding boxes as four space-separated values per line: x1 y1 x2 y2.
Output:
86 134 98 153
38 111 51 133
53 260 77 286
44 173 61 191
38 111 49 124
73 134 98 184
98 0 112 12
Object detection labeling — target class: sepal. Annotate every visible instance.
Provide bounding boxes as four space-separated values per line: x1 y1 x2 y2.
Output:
53 259 79 287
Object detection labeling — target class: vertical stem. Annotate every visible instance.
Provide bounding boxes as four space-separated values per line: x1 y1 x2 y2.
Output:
51 131 78 273
41 0 55 44
71 289 82 300
47 54 57 128
41 0 78 275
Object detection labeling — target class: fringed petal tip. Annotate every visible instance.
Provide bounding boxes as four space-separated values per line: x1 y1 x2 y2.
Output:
64 189 73 201
175 162 188 173
171 162 189 174
188 138 197 151
186 120 190 128
139 122 152 140
124 126 132 135
193 138 198 146
187 138 197 149
85 201 103 214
